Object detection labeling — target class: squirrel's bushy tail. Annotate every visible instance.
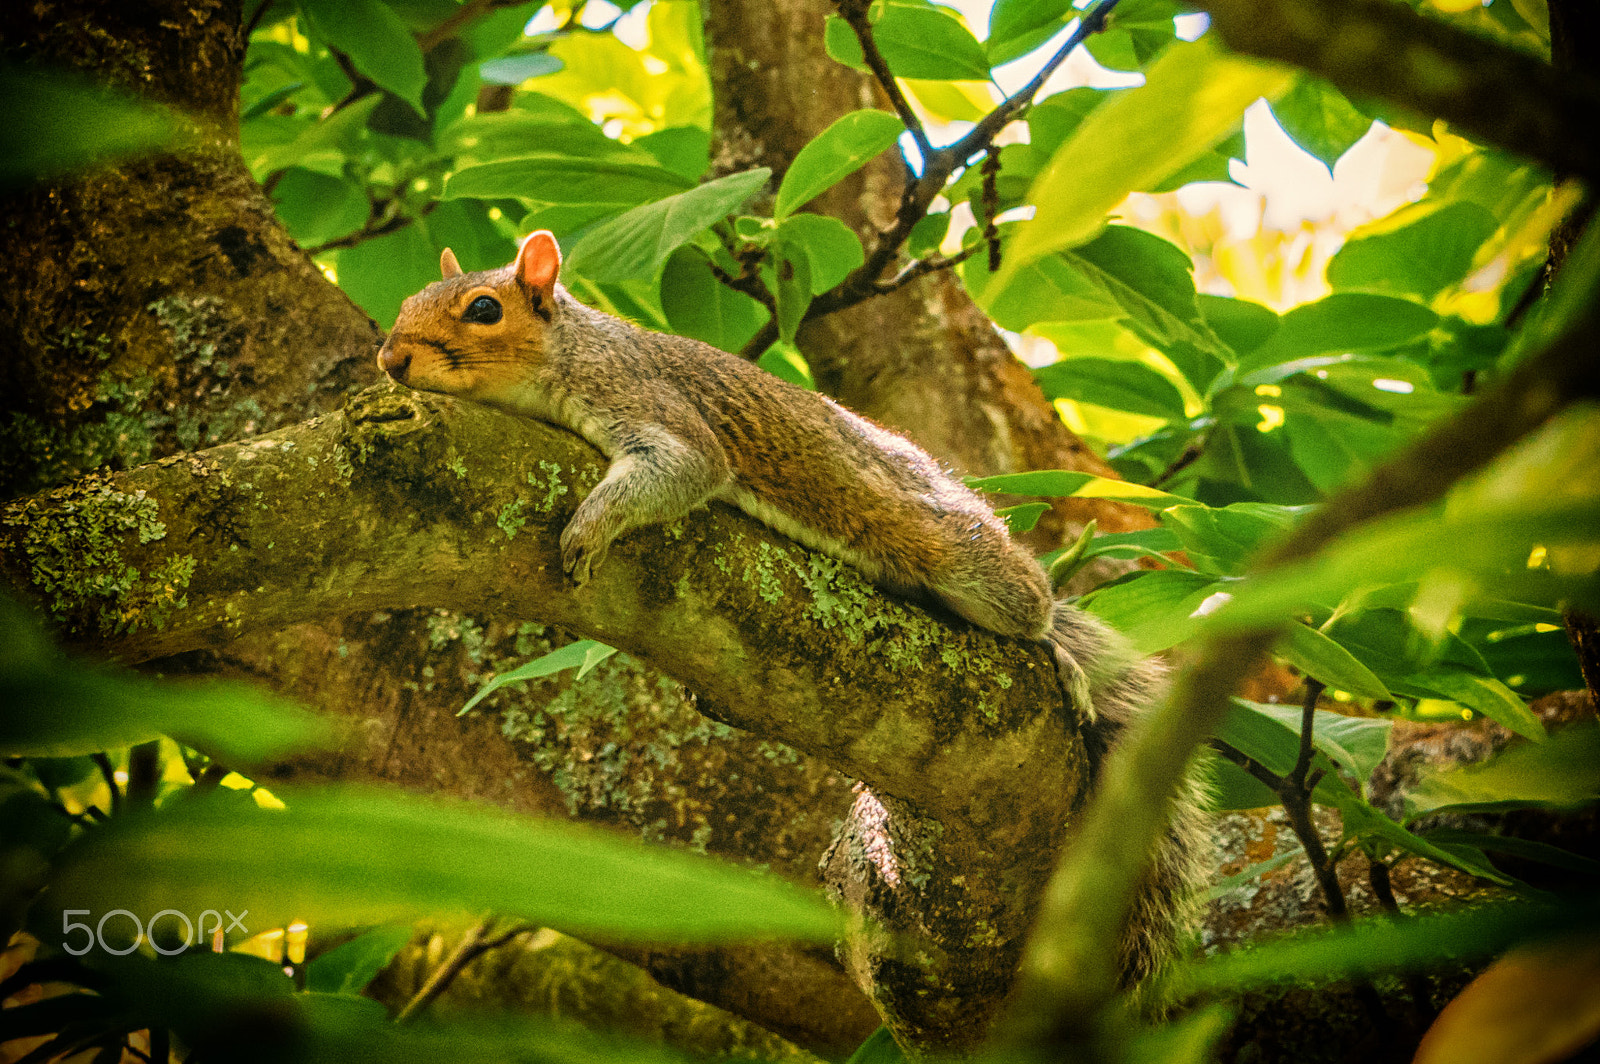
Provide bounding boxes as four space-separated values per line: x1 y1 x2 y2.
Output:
1046 606 1212 999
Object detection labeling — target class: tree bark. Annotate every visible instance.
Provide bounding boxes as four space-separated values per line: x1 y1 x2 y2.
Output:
1 387 1092 1051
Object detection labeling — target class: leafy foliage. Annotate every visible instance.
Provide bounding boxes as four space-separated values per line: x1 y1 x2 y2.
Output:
5 0 1595 1060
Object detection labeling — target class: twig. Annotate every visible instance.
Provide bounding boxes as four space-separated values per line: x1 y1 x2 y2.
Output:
811 0 1124 321
126 740 162 811
1152 433 1209 488
304 201 439 256
833 0 934 160
91 752 121 817
395 916 535 1022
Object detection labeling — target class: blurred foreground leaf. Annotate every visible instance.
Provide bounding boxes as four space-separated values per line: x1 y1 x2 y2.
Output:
0 65 182 186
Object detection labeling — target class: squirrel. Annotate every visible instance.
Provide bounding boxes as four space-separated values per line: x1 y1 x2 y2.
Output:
376 230 1207 990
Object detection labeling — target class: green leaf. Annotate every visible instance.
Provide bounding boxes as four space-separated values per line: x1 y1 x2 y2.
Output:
770 239 814 345
439 110 634 166
1270 78 1374 169
306 925 414 995
1327 201 1502 301
461 639 618 715
478 52 563 85
247 94 381 178
987 0 1076 66
270 168 369 248
1236 293 1439 376
1078 569 1222 653
1198 294 1279 357
997 502 1052 534
1275 623 1392 701
1210 498 1600 636
1406 667 1545 741
43 787 841 944
660 247 768 353
0 600 328 766
1205 756 1281 811
995 38 1294 284
967 470 1190 507
0 65 181 186
296 0 428 117
847 1027 906 1064
1231 699 1393 782
1160 502 1302 576
1034 357 1187 419
824 4 991 80
775 109 906 220
335 221 437 329
1205 845 1304 897
1406 722 1600 820
444 154 694 208
774 214 866 294
566 168 772 283
1175 894 1599 997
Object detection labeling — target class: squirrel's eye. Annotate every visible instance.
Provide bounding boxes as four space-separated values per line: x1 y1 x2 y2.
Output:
462 295 503 325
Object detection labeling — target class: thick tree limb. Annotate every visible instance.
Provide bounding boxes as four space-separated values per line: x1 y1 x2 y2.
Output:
1196 0 1600 182
1 386 1090 1050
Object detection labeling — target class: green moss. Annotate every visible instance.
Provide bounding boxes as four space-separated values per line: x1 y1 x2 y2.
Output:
497 498 527 539
1 481 195 634
529 460 570 511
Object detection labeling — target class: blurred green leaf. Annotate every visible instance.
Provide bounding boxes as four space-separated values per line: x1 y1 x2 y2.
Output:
305 925 414 996
1276 623 1392 701
0 600 329 766
1270 78 1374 169
1236 294 1439 376
0 65 182 186
1079 569 1222 653
1328 201 1501 301
296 0 428 117
995 38 1293 283
566 168 771 282
444 155 693 207
1211 498 1600 634
1407 722 1600 820
1034 358 1187 419
270 169 369 247
775 109 905 220
997 502 1052 535
1406 666 1544 740
479 52 563 86
1199 294 1279 358
335 221 437 329
43 787 842 944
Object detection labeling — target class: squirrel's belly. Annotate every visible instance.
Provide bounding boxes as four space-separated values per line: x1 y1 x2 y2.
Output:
721 486 888 584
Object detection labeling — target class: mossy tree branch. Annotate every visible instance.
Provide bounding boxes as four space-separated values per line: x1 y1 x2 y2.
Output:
0 385 1090 1050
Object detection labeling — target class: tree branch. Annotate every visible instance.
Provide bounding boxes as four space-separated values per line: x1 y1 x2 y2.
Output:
0 384 1083 874
1192 0 1600 182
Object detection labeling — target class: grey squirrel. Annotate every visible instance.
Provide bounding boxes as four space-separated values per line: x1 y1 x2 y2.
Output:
376 231 1205 988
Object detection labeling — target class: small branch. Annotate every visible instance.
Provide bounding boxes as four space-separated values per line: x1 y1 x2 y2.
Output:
813 0 1124 323
304 200 438 257
126 740 162 811
418 0 522 53
867 243 983 298
738 318 780 361
1289 679 1326 791
91 753 121 817
1152 433 1209 489
396 916 535 1022
834 0 933 159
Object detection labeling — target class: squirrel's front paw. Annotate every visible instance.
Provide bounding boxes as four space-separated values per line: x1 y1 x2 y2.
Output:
559 523 606 586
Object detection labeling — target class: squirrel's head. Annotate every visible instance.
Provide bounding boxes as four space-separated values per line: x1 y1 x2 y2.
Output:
377 230 562 403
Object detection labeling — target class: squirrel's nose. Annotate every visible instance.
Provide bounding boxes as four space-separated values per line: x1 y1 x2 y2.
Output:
377 341 410 381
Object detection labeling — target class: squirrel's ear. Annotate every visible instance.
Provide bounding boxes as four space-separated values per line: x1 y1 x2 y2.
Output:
440 248 463 279
514 230 561 302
